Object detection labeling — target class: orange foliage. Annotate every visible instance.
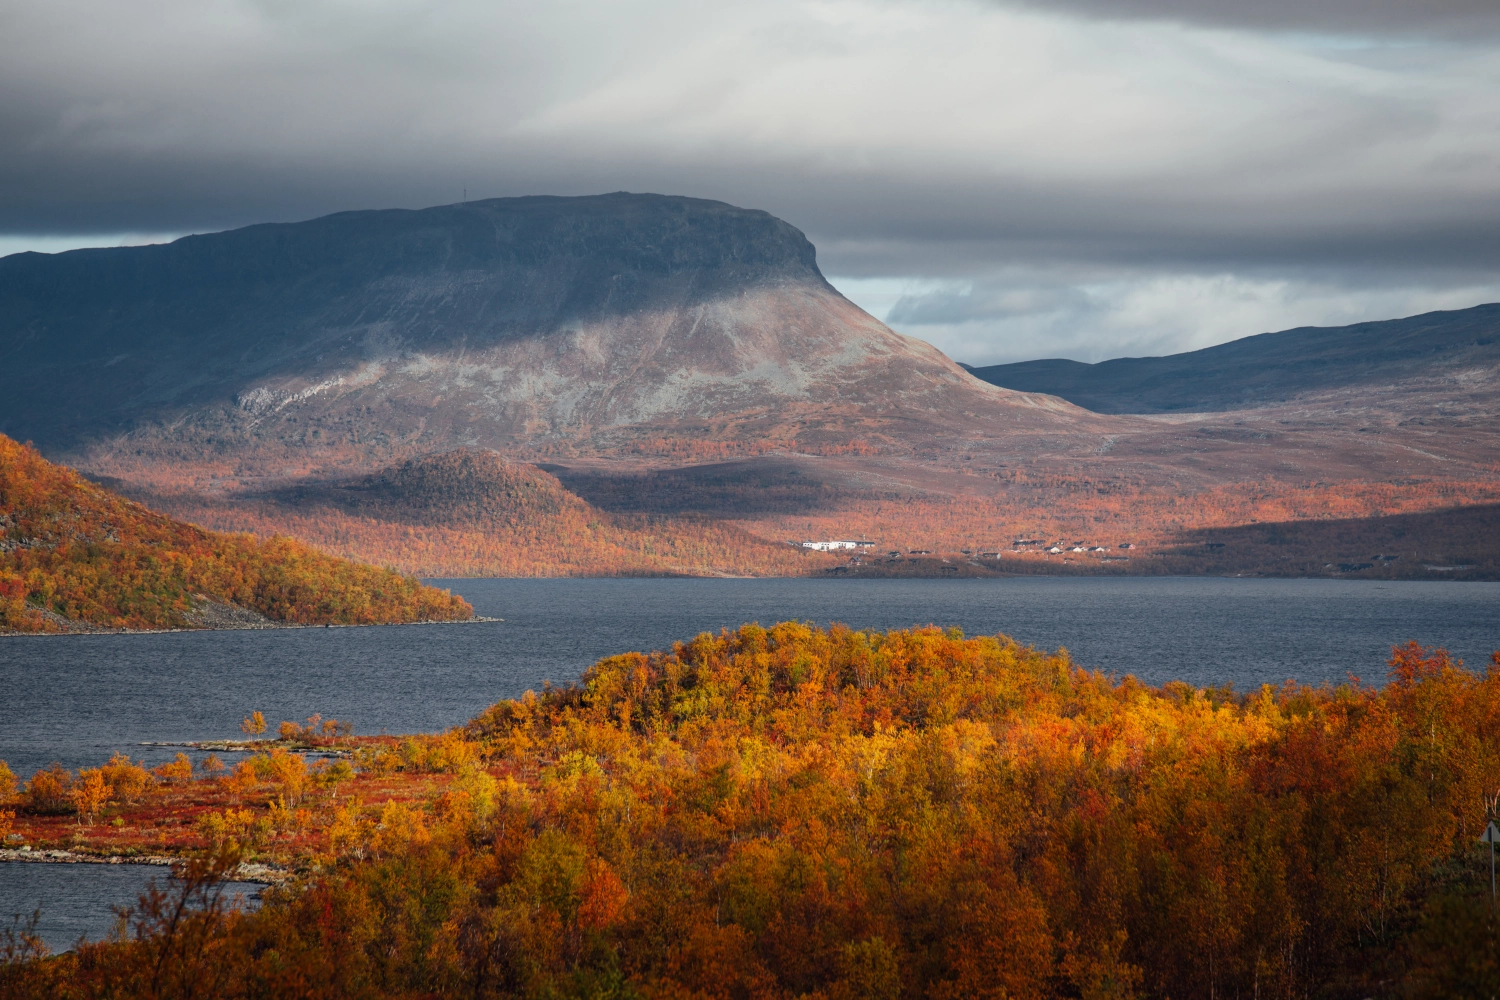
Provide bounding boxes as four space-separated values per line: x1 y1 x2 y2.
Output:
68 770 108 826
157 495 833 579
116 455 1500 580
8 628 1500 997
744 475 1500 554
0 434 471 630
153 753 194 783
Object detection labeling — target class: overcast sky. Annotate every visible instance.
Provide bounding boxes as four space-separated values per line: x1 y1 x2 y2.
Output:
3 0 1498 364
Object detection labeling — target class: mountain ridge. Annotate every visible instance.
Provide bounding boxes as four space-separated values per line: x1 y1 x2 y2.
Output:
5 193 1498 580
962 303 1500 413
136 448 837 578
0 192 1051 471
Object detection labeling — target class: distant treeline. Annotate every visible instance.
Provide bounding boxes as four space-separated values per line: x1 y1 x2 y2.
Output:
745 472 1500 561
810 497 1500 581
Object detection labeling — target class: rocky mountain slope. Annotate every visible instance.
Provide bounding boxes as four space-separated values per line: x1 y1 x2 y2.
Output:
0 193 1081 484
963 304 1500 414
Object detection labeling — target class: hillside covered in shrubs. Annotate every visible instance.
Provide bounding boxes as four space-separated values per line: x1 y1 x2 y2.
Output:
0 434 471 631
150 448 831 578
4 626 1500 996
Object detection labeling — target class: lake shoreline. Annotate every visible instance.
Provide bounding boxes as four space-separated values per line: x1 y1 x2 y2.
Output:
0 848 289 885
0 614 502 638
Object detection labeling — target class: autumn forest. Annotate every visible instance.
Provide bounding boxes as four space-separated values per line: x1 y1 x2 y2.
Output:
0 435 472 632
5 626 1500 997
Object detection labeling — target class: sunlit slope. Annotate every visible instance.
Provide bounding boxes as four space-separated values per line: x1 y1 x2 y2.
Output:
0 434 472 631
152 449 833 578
9 626 1498 996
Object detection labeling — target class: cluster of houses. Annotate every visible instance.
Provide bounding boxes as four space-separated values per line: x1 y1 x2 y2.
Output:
794 538 1137 559
796 539 876 552
999 540 1135 556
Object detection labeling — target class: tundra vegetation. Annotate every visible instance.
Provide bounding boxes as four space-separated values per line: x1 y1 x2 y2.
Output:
2 627 1499 997
148 449 836 579
0 435 472 631
145 448 1500 580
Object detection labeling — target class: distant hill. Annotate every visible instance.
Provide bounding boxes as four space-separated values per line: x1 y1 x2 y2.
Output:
0 434 472 632
962 304 1500 413
0 193 1052 471
267 449 581 527
140 449 834 578
542 457 861 517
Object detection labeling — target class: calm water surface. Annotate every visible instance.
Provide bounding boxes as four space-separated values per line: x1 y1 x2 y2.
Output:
2 577 1497 945
0 863 263 954
2 576 1497 778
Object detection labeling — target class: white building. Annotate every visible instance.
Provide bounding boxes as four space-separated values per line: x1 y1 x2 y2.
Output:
799 540 875 552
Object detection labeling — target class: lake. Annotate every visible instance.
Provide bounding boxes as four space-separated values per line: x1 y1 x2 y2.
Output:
3 576 1497 779
2 576 1497 949
0 861 263 955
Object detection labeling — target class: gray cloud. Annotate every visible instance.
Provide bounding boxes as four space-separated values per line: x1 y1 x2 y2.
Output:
3 0 1498 361
839 264 1500 365
1002 0 1500 37
887 284 1092 326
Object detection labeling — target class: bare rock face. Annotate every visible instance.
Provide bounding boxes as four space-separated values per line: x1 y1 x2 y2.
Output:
218 276 1006 451
0 192 1081 481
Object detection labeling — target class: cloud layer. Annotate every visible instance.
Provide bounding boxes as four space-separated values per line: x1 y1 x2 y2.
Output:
1007 0 1500 36
840 267 1500 365
3 0 1498 362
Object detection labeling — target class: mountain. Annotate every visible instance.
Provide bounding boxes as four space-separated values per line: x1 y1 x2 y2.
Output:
0 193 1071 479
0 434 472 632
962 304 1500 413
6 194 1498 580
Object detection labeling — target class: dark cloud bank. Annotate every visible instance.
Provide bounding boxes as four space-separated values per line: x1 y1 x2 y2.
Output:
3 0 1498 362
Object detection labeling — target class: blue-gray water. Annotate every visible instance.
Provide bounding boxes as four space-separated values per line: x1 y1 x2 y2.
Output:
2 577 1497 948
0 863 263 955
3 577 1497 780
